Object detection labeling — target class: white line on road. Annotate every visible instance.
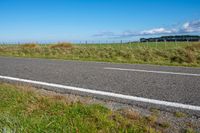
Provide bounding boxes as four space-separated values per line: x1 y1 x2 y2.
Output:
104 67 200 77
0 75 200 111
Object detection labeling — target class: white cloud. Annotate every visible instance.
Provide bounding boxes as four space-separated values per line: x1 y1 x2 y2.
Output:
140 28 174 35
93 20 200 38
181 20 200 33
183 22 190 29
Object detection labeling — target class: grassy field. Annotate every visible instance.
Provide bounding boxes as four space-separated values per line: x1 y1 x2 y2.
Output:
0 83 171 133
0 42 200 67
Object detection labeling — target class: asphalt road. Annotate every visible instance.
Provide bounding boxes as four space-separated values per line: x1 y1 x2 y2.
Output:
0 57 200 112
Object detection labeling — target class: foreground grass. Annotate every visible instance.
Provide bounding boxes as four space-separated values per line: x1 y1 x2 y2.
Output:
0 42 200 67
0 83 166 133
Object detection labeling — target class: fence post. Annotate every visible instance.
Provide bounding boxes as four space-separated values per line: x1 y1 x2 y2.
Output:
156 40 158 48
175 40 177 47
120 40 122 49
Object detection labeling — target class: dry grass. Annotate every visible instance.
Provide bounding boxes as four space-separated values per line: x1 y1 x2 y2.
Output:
20 43 39 48
50 42 73 49
186 43 200 51
117 108 141 120
0 42 200 67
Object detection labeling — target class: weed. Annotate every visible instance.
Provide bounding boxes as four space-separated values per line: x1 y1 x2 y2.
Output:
146 115 157 124
185 128 196 133
174 112 187 118
149 108 160 116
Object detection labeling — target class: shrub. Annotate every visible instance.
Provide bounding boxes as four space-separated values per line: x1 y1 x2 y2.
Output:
20 43 39 49
50 42 73 49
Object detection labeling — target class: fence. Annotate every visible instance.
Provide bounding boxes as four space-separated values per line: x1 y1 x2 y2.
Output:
0 40 199 49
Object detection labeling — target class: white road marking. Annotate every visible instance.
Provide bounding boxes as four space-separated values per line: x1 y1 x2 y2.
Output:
104 67 200 77
0 75 200 111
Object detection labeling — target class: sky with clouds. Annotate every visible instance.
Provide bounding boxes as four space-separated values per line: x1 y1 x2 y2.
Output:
0 0 200 42
94 20 200 38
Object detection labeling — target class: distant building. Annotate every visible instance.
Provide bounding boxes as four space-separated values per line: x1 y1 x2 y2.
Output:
140 35 200 42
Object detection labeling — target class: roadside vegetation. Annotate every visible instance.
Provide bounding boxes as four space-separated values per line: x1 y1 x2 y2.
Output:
0 42 200 67
0 83 172 133
174 111 188 118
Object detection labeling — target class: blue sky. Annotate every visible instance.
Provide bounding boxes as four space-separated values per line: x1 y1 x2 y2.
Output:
0 0 200 42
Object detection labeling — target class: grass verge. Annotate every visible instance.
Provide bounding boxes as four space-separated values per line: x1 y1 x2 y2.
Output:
0 42 200 67
0 83 169 133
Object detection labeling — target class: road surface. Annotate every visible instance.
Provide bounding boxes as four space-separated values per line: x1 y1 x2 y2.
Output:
0 57 200 113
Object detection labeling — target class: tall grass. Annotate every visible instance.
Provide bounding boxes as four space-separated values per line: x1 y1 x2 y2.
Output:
0 42 200 67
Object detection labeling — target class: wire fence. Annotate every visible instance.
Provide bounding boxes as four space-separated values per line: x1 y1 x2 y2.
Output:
0 40 132 45
0 40 199 49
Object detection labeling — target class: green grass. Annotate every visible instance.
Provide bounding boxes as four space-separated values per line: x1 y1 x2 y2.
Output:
0 42 200 67
185 128 196 133
0 83 167 133
174 111 187 118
